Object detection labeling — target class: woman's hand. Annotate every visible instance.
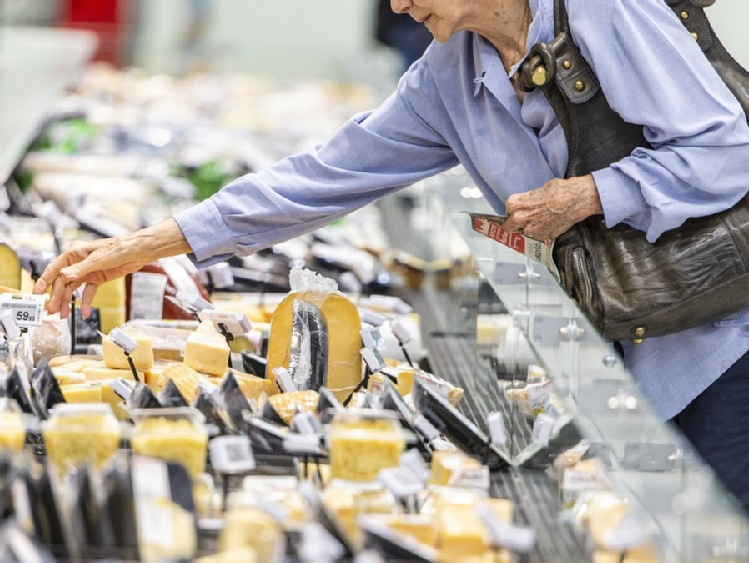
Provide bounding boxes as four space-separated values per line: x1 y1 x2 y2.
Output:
502 174 603 243
33 219 192 319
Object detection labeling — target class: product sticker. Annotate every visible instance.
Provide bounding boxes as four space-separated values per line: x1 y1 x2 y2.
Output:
562 467 607 506
526 380 553 416
132 456 174 550
450 465 491 491
209 435 256 474
466 212 559 280
129 272 167 320
0 294 44 328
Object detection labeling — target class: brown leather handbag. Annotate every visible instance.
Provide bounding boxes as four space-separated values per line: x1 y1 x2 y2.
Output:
516 0 749 342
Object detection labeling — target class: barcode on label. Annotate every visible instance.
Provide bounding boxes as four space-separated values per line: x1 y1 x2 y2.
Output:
209 436 255 474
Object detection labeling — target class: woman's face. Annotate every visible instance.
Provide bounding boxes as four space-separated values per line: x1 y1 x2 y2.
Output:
390 0 496 43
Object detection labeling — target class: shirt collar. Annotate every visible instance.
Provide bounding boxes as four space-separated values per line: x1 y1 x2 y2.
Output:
472 0 553 96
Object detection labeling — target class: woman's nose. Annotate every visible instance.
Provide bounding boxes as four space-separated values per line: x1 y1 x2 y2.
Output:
390 0 412 15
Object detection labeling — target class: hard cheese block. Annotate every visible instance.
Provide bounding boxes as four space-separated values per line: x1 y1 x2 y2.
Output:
89 278 126 334
267 290 362 403
428 450 484 487
184 321 230 376
0 244 21 291
436 499 513 561
156 363 205 403
102 328 154 371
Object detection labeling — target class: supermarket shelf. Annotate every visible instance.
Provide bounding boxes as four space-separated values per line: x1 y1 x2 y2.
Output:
0 27 96 184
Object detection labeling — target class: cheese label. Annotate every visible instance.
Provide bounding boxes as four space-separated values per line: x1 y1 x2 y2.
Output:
133 456 174 548
209 435 256 474
451 464 491 490
0 294 44 327
129 272 167 320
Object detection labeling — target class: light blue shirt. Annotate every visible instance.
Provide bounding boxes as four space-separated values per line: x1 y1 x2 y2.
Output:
175 0 749 419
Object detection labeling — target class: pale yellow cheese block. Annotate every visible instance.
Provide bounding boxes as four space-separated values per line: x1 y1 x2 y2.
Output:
436 499 513 560
265 390 319 425
267 290 362 403
428 450 483 486
194 548 258 563
388 515 437 548
83 366 143 382
102 328 154 371
586 494 633 549
329 418 404 482
52 371 87 386
90 278 126 308
61 382 104 403
184 321 230 376
368 368 415 397
594 540 661 563
96 305 128 335
232 370 279 399
219 507 282 562
0 244 21 291
156 363 205 404
50 355 102 369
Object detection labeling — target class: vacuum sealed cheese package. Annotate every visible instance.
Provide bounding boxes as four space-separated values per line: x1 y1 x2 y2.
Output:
267 268 362 403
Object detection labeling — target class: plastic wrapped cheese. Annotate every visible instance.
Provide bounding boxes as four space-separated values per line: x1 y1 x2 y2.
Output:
42 404 122 473
219 507 283 563
0 244 21 290
0 404 26 453
131 411 209 478
267 269 362 403
184 320 230 376
328 411 404 482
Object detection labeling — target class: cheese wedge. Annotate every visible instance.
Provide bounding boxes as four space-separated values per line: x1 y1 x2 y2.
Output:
0 244 21 291
102 328 154 371
219 507 282 562
156 363 204 404
83 366 142 382
184 321 230 376
61 381 104 403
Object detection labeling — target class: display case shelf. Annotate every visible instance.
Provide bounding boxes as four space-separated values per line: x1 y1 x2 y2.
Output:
0 27 96 184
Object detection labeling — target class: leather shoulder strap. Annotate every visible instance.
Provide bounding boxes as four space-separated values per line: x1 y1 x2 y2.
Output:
554 0 570 36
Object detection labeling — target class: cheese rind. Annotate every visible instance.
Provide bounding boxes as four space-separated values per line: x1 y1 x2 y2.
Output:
184 321 230 376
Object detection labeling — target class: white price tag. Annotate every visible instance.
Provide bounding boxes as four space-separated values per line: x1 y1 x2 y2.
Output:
107 327 138 354
284 433 322 454
360 327 386 350
272 367 297 393
129 272 167 320
412 414 440 442
198 309 252 336
0 311 21 340
132 456 174 550
378 467 424 499
487 411 507 446
361 347 387 372
532 414 555 448
209 435 256 474
0 294 44 328
477 502 536 553
451 465 491 490
390 318 413 344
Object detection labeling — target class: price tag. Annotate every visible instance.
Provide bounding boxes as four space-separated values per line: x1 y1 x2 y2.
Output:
360 326 386 350
0 294 44 328
451 465 491 491
209 435 256 474
477 502 536 553
532 414 555 448
390 317 413 344
0 311 21 340
361 347 387 372
272 367 297 393
129 272 167 320
378 467 424 499
198 309 252 336
487 411 507 446
412 414 440 441
284 433 322 455
106 327 138 354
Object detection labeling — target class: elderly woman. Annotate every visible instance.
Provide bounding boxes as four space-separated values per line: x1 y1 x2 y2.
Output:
36 0 749 509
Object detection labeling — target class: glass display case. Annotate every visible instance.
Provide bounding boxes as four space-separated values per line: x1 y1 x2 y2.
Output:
406 166 749 562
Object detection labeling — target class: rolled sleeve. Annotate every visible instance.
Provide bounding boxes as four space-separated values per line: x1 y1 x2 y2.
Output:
173 198 236 267
592 166 651 235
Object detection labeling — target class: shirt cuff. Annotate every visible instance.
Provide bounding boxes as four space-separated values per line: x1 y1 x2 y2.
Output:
592 166 649 230
173 199 236 264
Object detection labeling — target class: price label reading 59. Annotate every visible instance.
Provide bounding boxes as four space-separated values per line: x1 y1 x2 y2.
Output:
0 294 44 328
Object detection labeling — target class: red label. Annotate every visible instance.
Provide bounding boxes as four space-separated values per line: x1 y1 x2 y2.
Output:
472 217 525 253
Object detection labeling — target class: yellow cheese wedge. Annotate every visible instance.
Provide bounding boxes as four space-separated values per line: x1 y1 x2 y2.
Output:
0 244 21 291
156 363 204 404
184 321 230 376
96 305 128 335
83 366 142 382
91 278 126 308
436 499 513 559
388 515 437 548
52 371 87 386
265 390 319 425
102 381 128 421
267 290 362 403
219 507 282 562
61 382 104 403
102 328 154 371
428 451 484 487
232 370 279 399
50 355 101 369
0 411 26 453
329 418 404 482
